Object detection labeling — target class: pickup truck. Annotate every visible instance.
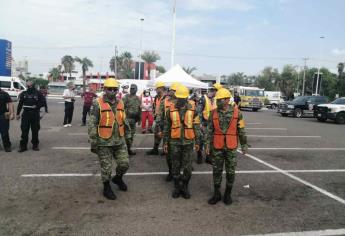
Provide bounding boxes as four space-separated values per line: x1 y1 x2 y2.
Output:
278 95 328 118
314 97 345 124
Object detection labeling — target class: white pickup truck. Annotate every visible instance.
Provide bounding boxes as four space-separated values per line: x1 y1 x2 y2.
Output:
0 76 27 100
314 97 345 124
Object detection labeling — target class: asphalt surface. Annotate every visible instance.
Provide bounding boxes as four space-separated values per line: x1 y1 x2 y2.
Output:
0 98 345 236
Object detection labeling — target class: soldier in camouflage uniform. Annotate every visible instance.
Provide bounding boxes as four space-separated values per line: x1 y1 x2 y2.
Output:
163 85 201 199
205 88 248 205
88 78 131 200
122 84 141 156
156 82 180 181
146 81 166 155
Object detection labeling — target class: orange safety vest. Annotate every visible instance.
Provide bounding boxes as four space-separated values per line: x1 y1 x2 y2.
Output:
202 95 211 120
154 95 164 116
212 105 239 149
164 98 172 115
97 98 125 139
169 101 197 140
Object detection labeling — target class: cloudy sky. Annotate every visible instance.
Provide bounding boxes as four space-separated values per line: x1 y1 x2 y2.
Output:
1 0 345 76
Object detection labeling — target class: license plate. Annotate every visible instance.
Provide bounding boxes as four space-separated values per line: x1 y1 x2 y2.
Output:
317 113 322 117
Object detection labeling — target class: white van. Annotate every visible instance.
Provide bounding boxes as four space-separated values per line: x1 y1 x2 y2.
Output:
264 91 285 109
0 76 27 100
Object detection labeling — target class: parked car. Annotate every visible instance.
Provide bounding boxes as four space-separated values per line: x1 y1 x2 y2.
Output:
264 91 286 109
0 76 27 100
314 97 345 124
278 95 328 118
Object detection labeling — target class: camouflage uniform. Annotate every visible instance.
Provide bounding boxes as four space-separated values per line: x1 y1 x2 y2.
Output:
163 100 200 198
206 104 248 204
88 96 131 183
122 93 141 155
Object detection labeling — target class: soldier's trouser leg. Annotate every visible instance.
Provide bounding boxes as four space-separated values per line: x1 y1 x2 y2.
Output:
224 149 237 190
128 119 136 147
30 111 40 147
171 144 193 181
211 148 226 188
20 111 30 148
165 145 173 181
0 115 11 148
113 143 129 176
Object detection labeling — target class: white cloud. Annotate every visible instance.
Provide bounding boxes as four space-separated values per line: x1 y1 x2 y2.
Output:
183 0 254 11
332 48 345 56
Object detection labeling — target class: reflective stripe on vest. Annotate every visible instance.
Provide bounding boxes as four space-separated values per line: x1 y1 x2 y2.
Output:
212 105 239 149
169 101 196 140
97 98 125 139
164 98 172 115
202 94 211 120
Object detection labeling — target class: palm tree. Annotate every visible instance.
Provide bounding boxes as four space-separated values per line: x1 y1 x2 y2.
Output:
74 57 93 92
183 66 197 75
61 55 75 79
109 51 133 79
49 67 61 81
140 51 161 79
337 62 344 78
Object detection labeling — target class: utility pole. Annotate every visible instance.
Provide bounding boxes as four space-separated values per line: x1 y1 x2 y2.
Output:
171 0 177 68
315 36 325 95
114 46 118 78
302 57 308 96
138 18 144 80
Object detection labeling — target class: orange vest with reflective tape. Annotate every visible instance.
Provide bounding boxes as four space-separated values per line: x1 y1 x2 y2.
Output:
202 95 211 120
97 98 125 139
212 105 239 149
170 101 197 140
164 98 172 115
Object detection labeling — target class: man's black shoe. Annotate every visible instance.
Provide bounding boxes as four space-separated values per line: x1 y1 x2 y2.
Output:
223 187 233 205
112 175 128 191
128 149 136 156
33 146 39 151
165 172 173 182
18 147 27 153
208 187 222 205
4 146 12 152
103 181 116 200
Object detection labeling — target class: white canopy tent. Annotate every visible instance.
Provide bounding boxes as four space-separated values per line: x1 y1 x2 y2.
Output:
149 64 209 89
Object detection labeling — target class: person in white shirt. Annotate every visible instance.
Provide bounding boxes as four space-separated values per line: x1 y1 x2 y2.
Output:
62 82 76 127
141 89 154 133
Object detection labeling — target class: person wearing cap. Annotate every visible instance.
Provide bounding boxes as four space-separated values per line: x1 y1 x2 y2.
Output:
163 85 201 199
205 88 248 205
155 82 180 181
16 79 45 152
141 89 154 134
122 84 141 156
62 82 76 127
116 85 129 100
146 81 166 155
88 78 131 200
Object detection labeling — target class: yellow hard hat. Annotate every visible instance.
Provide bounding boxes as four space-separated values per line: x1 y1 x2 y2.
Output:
104 78 119 88
175 85 189 99
155 81 165 89
170 82 181 91
213 83 223 90
215 88 232 100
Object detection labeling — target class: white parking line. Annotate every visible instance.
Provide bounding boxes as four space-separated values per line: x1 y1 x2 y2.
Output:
246 128 287 130
246 123 263 125
242 228 345 236
239 151 345 205
247 135 321 138
20 169 345 178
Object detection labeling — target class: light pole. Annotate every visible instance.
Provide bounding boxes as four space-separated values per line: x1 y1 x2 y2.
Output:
315 36 325 95
171 0 177 68
138 18 144 80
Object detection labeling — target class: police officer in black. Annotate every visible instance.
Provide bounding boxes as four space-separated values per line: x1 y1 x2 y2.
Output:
0 87 14 152
16 80 44 152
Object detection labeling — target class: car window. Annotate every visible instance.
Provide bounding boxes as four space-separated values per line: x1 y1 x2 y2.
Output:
331 98 345 105
0 81 11 88
13 82 20 89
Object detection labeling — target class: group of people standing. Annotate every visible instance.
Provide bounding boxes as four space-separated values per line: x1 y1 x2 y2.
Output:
88 78 248 205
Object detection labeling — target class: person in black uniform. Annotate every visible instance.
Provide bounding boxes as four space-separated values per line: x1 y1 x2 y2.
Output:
0 87 14 152
16 80 44 152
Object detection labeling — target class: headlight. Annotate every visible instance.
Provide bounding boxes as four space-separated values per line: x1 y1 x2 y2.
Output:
287 105 294 109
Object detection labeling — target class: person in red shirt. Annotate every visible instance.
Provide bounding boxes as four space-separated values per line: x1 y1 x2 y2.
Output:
81 85 98 126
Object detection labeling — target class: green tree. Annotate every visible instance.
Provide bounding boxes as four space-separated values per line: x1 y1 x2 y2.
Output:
110 51 133 79
156 65 166 74
183 66 197 75
141 51 161 79
74 57 93 91
49 66 62 82
256 67 280 91
276 65 297 99
61 55 75 78
225 72 245 86
337 62 345 97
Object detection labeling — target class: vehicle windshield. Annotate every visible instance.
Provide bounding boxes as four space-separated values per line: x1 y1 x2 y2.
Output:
245 90 264 97
292 96 308 103
331 98 345 105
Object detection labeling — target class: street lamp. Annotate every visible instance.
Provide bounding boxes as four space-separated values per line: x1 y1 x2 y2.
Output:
138 18 144 80
315 36 325 95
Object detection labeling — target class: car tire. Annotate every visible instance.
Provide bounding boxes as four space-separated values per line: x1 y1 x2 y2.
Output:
335 112 345 124
252 108 259 112
271 104 277 109
317 117 327 122
293 108 303 118
281 113 288 117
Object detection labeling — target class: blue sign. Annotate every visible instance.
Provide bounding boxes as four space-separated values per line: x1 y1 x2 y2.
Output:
0 39 12 76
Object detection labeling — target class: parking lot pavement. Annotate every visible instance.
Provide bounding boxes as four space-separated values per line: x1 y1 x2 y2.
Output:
0 100 345 235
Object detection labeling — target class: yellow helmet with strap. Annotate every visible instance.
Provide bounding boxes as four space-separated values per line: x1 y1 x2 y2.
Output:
175 85 189 98
104 78 119 88
215 88 232 100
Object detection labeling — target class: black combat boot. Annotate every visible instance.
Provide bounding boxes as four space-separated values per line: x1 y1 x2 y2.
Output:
128 147 136 156
112 174 128 191
4 146 12 152
208 186 221 205
146 144 159 155
33 145 39 151
205 155 212 165
103 181 116 200
180 179 191 199
172 178 180 198
197 150 203 164
18 146 27 153
223 187 233 205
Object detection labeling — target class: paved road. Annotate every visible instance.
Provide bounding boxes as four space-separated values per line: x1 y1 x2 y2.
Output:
0 98 344 235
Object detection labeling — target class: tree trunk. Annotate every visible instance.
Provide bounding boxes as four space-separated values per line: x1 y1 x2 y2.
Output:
82 69 86 93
